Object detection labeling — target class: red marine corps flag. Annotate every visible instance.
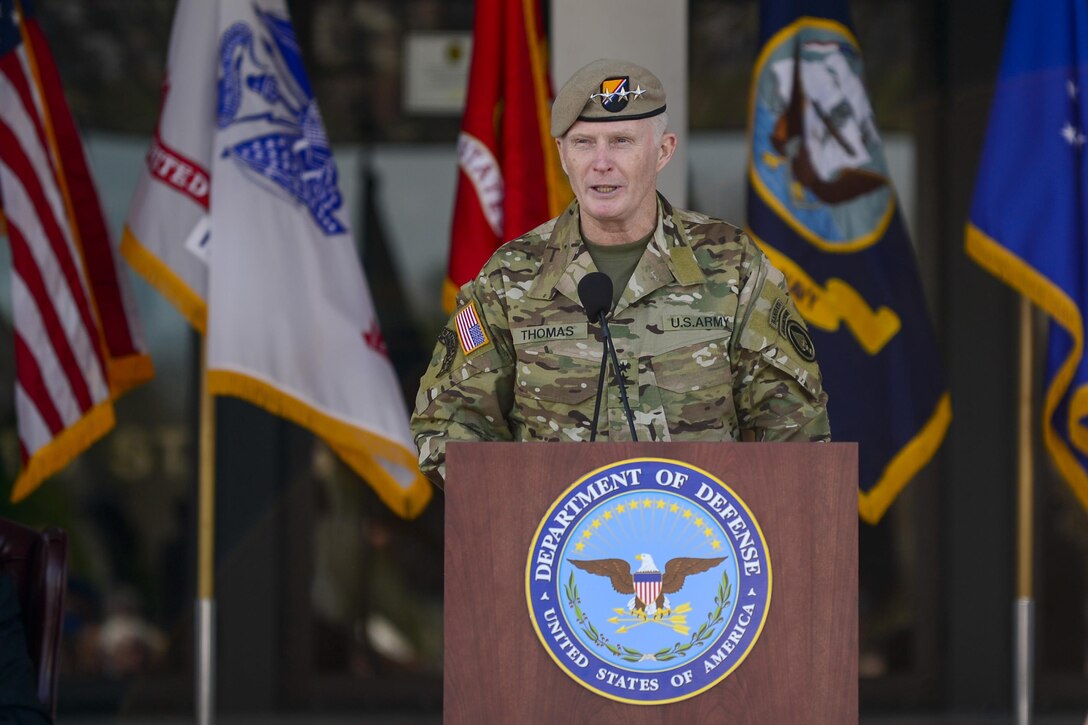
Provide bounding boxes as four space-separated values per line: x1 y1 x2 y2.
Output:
122 0 430 517
0 0 153 501
444 0 571 311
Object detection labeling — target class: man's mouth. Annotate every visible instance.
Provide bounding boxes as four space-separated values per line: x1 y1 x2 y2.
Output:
590 185 619 193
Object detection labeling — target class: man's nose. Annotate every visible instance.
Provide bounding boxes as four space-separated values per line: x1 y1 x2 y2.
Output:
592 147 613 171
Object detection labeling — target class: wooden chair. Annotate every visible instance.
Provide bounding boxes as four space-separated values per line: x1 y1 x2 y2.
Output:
0 517 68 719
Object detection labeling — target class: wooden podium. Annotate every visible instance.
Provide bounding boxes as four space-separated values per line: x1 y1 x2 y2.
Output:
444 441 857 724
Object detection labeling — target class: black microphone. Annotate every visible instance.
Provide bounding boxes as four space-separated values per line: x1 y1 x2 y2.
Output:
577 272 613 324
577 272 638 442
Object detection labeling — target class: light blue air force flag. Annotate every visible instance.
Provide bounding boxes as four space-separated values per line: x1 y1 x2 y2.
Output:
966 0 1088 514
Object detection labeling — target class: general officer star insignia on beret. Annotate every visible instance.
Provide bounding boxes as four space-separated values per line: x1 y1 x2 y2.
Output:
590 76 647 113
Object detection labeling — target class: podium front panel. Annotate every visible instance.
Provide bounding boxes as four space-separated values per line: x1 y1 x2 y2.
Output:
444 441 857 724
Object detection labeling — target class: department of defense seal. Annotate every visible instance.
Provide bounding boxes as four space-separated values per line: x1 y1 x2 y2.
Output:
525 458 772 705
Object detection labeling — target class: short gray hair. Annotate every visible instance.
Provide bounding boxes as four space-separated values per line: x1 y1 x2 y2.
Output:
649 111 669 142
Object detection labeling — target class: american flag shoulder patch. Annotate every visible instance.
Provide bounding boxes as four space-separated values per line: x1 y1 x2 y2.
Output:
454 301 490 355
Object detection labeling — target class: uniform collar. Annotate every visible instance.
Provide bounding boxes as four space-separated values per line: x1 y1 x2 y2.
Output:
527 194 706 313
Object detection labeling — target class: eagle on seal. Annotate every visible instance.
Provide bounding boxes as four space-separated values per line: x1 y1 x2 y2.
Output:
569 553 726 618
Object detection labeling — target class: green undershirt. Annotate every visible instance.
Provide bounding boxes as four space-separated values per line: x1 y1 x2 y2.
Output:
583 229 654 308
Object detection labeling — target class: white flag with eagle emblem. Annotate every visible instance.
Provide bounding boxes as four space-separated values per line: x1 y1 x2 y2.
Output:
122 0 430 517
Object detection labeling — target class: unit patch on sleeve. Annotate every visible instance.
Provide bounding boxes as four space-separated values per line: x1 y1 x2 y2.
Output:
436 327 457 374
768 298 787 331
784 318 817 362
454 301 490 355
768 298 816 362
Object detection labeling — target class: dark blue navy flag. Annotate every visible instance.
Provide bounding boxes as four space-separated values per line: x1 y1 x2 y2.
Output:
966 0 1088 514
746 0 950 523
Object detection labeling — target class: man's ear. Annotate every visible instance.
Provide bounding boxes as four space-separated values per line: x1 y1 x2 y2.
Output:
555 137 569 176
656 132 678 173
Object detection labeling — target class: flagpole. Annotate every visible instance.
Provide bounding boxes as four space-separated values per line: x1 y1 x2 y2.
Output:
1014 295 1034 725
197 337 216 725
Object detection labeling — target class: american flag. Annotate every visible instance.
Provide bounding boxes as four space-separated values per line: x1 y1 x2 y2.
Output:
454 301 489 355
0 0 151 501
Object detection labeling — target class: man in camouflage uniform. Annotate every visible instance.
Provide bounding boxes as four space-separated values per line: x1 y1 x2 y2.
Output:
412 59 829 487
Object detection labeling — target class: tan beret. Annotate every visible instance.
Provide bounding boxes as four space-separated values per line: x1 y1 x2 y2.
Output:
550 58 667 137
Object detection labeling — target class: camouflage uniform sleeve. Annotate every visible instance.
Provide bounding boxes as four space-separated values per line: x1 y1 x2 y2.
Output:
730 246 831 442
410 266 516 488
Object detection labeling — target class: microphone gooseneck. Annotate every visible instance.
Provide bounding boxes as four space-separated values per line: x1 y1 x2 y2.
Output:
576 272 638 442
578 273 612 441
